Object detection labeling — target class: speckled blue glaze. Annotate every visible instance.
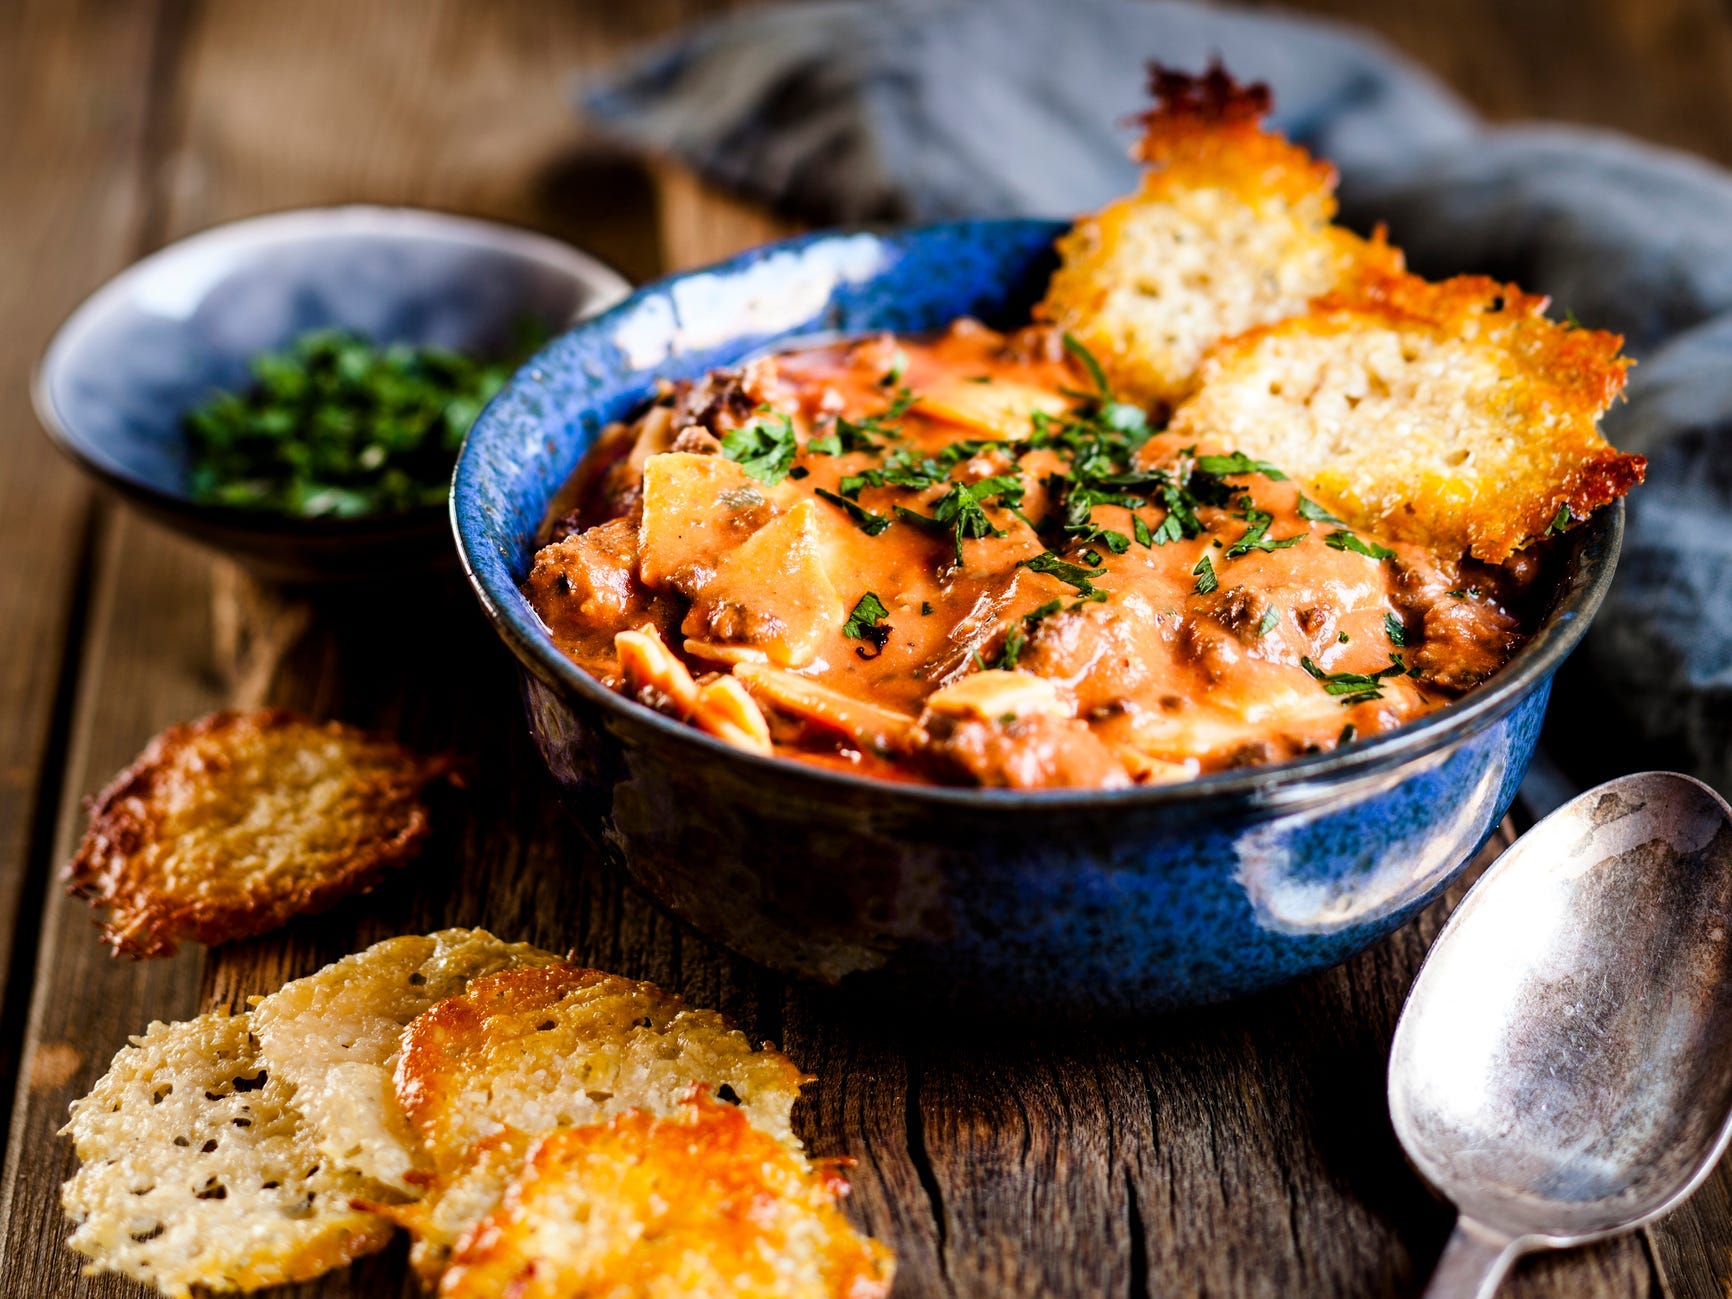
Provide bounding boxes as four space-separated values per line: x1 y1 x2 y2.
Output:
454 220 1622 1018
36 206 628 581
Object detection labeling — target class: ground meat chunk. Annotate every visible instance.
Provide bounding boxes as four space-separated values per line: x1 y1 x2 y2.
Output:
524 519 674 676
1413 596 1523 690
924 714 1130 789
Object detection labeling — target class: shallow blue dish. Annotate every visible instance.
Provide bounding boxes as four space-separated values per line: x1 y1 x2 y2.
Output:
36 206 629 582
453 220 1622 1018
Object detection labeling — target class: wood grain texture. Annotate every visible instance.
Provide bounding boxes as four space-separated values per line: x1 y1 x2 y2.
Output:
0 1 1726 1296
0 0 170 1132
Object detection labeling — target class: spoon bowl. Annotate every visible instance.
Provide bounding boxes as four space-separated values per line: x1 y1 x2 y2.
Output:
1390 771 1732 1296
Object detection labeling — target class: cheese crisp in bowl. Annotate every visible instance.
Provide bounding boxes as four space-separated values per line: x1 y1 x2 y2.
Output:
454 66 1637 1016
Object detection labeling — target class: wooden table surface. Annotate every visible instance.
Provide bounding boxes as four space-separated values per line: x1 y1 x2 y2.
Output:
5 2 1731 1295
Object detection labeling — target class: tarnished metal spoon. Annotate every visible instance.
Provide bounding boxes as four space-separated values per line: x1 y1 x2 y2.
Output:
1390 771 1732 1299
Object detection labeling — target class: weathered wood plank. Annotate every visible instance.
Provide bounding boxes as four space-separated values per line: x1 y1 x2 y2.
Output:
0 0 170 1130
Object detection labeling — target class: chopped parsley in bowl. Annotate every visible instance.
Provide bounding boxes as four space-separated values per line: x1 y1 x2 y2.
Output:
185 327 539 519
34 205 629 579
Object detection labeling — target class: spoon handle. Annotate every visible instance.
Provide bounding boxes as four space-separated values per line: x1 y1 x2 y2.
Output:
1422 1219 1522 1299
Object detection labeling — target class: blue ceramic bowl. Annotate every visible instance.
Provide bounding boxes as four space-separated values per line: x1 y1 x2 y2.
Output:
36 206 630 582
454 220 1622 1018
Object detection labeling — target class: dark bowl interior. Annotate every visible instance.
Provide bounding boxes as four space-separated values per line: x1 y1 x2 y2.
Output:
36 206 629 582
453 220 1623 1015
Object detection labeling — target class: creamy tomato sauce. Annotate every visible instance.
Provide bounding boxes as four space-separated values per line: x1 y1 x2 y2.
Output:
525 322 1536 789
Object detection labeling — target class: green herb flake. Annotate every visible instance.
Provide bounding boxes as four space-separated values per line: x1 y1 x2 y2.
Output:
920 601 934 616
1547 503 1574 535
842 592 892 658
1132 514 1153 548
720 409 799 484
1323 529 1396 561
1384 612 1408 647
897 473 1024 565
1256 606 1280 638
1300 654 1408 705
1193 452 1289 481
1192 554 1218 595
1225 506 1306 558
1021 550 1109 600
1339 723 1358 746
1296 495 1344 524
814 487 892 536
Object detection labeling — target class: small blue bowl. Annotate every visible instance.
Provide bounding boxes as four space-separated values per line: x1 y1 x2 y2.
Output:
454 220 1622 1018
36 206 630 582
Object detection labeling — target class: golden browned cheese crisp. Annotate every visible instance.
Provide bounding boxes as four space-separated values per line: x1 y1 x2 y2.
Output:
380 962 810 1283
251 929 562 1195
437 1095 894 1299
526 325 1545 788
59 1011 395 1297
1168 272 1644 561
1035 63 1402 409
66 710 454 957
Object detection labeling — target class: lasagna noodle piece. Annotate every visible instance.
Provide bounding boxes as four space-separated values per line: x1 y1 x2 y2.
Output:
1167 273 1643 560
1036 63 1402 408
59 1011 394 1297
65 709 454 958
379 963 809 1282
251 928 561 1194
436 1095 893 1299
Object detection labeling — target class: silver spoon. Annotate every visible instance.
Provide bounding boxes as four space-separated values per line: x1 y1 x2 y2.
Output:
1389 771 1732 1298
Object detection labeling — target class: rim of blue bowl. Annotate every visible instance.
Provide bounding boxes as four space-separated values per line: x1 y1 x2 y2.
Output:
33 204 632 538
454 222 1625 811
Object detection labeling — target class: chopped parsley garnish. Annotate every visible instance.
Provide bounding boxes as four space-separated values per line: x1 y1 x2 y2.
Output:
879 354 908 387
1194 452 1288 481
1256 606 1280 638
1296 495 1344 524
842 592 892 658
1300 653 1408 704
807 418 885 457
1547 503 1574 535
1339 723 1358 745
965 374 994 384
1384 612 1408 647
896 474 1023 565
814 487 891 536
1132 514 1154 548
920 601 934 616
1192 554 1218 595
1225 504 1305 558
1338 631 1350 643
1021 550 1108 599
720 409 798 484
1323 529 1396 561
1063 332 1113 398
1060 333 1148 437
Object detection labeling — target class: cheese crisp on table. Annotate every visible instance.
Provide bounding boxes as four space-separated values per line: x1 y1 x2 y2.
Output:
525 66 1642 790
59 931 890 1297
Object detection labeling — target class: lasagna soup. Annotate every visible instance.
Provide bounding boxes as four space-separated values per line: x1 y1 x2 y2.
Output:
523 67 1640 790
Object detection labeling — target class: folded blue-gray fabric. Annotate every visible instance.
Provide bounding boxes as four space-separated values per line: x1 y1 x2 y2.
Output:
583 0 1732 802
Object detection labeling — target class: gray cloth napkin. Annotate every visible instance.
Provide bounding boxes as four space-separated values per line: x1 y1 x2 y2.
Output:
585 0 1732 801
